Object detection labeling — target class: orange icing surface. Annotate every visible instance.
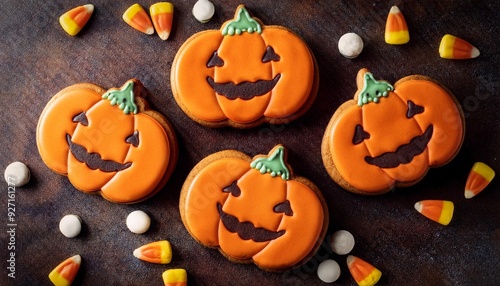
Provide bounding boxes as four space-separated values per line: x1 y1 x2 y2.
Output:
183 152 325 269
328 76 463 193
37 84 171 203
171 9 315 125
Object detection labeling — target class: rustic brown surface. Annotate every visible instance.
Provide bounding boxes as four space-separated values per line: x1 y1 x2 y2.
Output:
1 0 499 285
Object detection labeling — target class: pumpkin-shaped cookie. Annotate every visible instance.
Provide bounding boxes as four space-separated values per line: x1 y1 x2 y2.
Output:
180 145 328 271
171 5 318 128
321 69 464 195
37 79 178 203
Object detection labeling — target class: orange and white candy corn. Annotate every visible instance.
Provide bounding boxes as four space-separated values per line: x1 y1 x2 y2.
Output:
162 269 187 286
414 200 454 226
123 4 154 35
133 240 172 264
48 255 81 286
439 34 480 59
150 2 174 40
347 255 382 286
59 4 94 36
465 162 495 198
385 6 409 45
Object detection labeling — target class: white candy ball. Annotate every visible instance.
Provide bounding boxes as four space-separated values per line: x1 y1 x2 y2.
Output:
126 210 151 234
4 161 31 187
317 259 341 283
338 33 364 59
59 214 82 238
330 230 355 255
192 0 215 23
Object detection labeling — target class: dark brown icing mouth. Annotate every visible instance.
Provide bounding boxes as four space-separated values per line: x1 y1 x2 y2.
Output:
365 125 433 168
207 74 281 100
66 134 131 172
217 203 285 242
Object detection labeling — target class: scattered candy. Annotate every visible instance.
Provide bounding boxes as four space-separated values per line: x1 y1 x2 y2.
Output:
347 255 382 286
317 259 341 283
150 2 174 40
126 210 151 234
123 4 154 35
59 214 82 238
4 161 31 187
465 162 495 199
162 269 187 286
439 34 480 59
133 240 172 264
385 6 409 45
414 200 454 226
48 255 81 286
59 4 94 36
338 33 364 59
330 230 355 255
192 0 215 23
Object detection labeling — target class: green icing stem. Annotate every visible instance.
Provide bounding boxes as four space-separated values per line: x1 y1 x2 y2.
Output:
102 81 138 115
250 146 290 181
357 73 394 107
222 6 262 36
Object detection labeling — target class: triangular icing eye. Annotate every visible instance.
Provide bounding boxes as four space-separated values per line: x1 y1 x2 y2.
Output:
72 112 88 126
353 124 370 145
207 51 224 68
222 181 241 197
262 46 281 62
406 100 425 118
273 200 293 216
125 131 140 147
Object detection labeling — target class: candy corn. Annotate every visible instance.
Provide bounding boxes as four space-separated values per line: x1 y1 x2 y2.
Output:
48 255 81 286
385 6 409 45
133 240 172 264
150 2 174 40
123 4 154 35
347 255 382 286
414 200 454 226
162 269 187 286
439 34 480 59
465 162 495 198
59 5 94 36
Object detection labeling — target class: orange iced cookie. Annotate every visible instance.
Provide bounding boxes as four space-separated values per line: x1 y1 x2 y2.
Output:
171 5 319 128
179 145 328 271
37 79 178 203
321 69 464 195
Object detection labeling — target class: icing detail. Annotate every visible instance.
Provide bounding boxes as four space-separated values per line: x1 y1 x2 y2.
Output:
353 124 370 145
262 46 280 63
218 203 285 242
357 72 394 107
222 6 262 36
207 74 281 100
273 200 293 216
66 134 132 172
250 146 290 180
223 181 241 197
406 100 424 118
365 125 433 168
125 131 140 147
102 80 138 114
72 112 88 126
207 51 224 68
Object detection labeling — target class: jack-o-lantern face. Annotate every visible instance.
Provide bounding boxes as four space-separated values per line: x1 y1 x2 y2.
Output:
37 80 177 203
180 146 328 270
322 69 464 195
171 5 318 127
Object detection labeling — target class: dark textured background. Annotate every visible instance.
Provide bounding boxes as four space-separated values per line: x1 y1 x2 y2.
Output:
1 0 499 285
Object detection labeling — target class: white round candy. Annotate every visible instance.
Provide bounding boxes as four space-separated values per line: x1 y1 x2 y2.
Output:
338 33 364 59
330 230 355 255
4 161 31 187
317 259 341 283
59 214 82 238
192 0 215 23
126 210 150 234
